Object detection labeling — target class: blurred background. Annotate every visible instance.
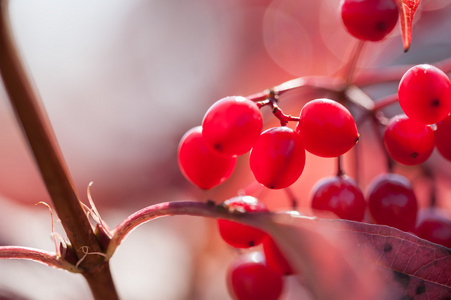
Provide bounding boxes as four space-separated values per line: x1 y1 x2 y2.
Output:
0 0 450 299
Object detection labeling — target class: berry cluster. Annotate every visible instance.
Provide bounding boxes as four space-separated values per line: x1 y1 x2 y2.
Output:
178 96 359 191
175 1 451 299
217 196 293 300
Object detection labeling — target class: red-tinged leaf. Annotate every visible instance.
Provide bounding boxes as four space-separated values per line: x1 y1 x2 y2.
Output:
396 0 421 52
341 220 451 300
262 214 389 300
260 214 451 300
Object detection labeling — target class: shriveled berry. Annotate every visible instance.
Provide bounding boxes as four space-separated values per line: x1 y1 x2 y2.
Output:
340 0 399 41
398 64 451 124
202 96 262 156
366 173 418 232
177 126 236 189
295 98 359 157
227 252 284 300
383 114 435 165
311 175 366 221
217 196 268 248
250 126 306 189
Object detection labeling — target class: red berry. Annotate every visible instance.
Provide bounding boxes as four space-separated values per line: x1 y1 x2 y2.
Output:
217 196 268 248
262 236 293 276
311 175 366 222
366 173 418 232
383 114 435 165
398 64 451 125
295 98 359 157
227 252 284 300
202 96 262 156
340 0 399 41
249 126 306 189
414 208 451 248
435 113 451 161
177 126 236 189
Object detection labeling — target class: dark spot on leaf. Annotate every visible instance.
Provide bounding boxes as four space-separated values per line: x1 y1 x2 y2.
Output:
412 152 418 158
249 241 255 247
431 98 440 107
393 270 410 287
214 144 223 152
416 281 426 295
383 243 392 253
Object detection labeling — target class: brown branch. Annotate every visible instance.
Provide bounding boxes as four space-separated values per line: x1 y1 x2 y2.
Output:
0 2 118 299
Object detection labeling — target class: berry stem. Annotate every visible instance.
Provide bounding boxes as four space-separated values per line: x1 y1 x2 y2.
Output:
256 92 300 126
247 76 346 103
336 156 345 177
0 2 118 299
284 187 298 210
0 246 80 273
343 40 366 86
371 93 399 112
371 113 393 173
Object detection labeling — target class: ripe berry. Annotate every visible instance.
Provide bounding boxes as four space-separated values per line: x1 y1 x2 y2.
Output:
383 114 435 165
414 208 451 248
262 236 293 276
227 252 284 300
217 196 268 248
177 126 236 189
398 64 451 124
295 98 359 157
366 173 418 232
202 96 263 156
310 175 366 222
340 0 399 42
435 113 451 161
249 126 306 189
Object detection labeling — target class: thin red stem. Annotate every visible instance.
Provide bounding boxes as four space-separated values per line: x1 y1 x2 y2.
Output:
343 40 366 86
107 201 274 258
0 246 79 273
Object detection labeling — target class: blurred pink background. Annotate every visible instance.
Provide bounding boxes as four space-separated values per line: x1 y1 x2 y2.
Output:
0 0 450 299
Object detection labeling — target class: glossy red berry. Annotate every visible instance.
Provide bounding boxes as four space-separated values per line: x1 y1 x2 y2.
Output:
262 236 293 276
398 64 451 125
295 98 359 157
227 252 284 300
202 96 263 156
217 196 268 248
177 126 236 189
311 175 366 222
414 208 451 248
366 173 418 232
435 113 451 161
340 0 399 42
249 126 306 189
383 114 435 165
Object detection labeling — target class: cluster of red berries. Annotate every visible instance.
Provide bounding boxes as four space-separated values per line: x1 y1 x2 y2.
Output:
176 0 451 298
217 196 292 300
178 96 359 191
